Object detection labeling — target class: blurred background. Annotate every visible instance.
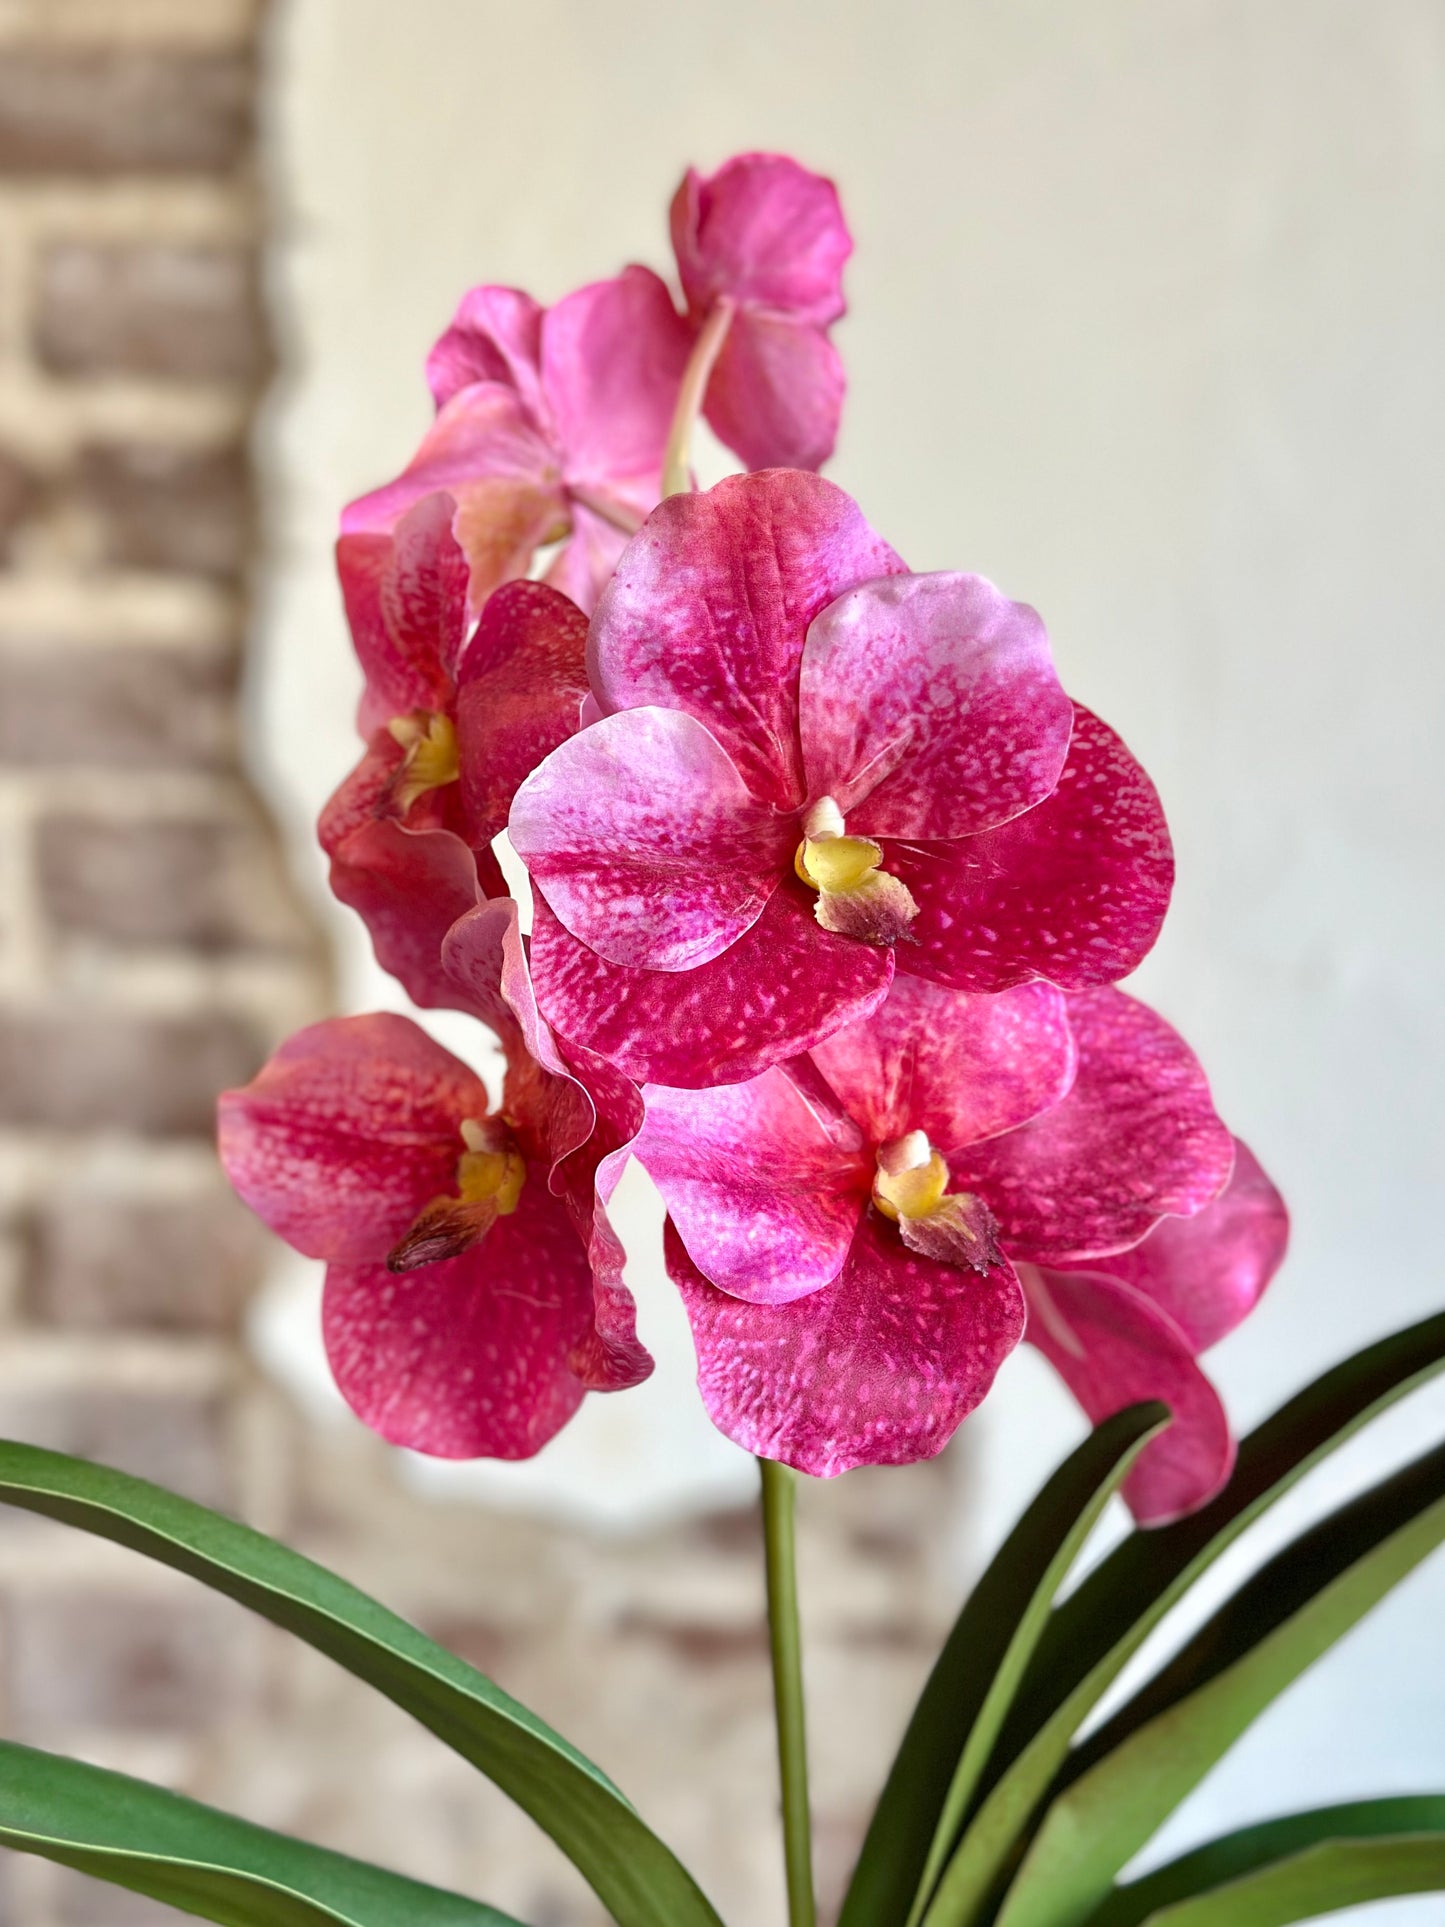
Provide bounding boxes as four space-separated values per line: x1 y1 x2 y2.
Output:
0 1 1442 1922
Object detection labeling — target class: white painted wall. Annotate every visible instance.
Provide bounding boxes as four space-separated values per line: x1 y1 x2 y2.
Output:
257 1 1445 1908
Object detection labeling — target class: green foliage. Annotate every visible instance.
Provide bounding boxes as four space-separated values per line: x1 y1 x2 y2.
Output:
0 1740 524 1926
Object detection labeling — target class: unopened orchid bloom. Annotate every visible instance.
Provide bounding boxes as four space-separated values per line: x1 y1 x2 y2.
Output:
322 492 589 1007
509 470 1173 1089
637 978 1236 1488
1024 1138 1288 1521
666 152 851 482
343 271 692 614
218 900 649 1458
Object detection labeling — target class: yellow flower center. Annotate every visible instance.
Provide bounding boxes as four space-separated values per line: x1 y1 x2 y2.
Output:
386 1115 526 1273
455 1116 526 1217
871 1131 1003 1276
872 1131 950 1221
387 710 459 812
793 797 919 947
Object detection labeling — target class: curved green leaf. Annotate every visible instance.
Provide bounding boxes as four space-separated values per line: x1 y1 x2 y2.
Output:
838 1404 1169 1927
0 1739 525 1926
0 1441 723 1927
1086 1798 1445 1926
913 1310 1445 1926
1128 1836 1445 1926
992 1444 1445 1927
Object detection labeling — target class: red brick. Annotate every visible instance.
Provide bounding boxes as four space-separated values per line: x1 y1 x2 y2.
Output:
0 1009 265 1137
0 643 239 770
22 1184 264 1333
37 814 318 954
36 244 266 383
0 448 40 556
4 1587 251 1733
0 50 253 177
0 1382 233 1508
77 442 250 579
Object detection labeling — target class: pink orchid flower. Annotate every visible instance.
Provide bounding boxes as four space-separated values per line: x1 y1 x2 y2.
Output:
342 271 692 614
637 976 1238 1495
1024 1138 1288 1521
509 470 1173 1090
322 492 589 1008
670 152 851 472
218 900 649 1459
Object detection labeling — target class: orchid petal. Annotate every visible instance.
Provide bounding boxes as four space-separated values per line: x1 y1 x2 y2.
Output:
810 974 1077 1154
703 313 845 472
670 1211 1024 1477
889 705 1174 993
1105 1137 1289 1351
588 471 904 810
323 1181 593 1459
336 520 455 735
670 154 851 325
510 707 790 971
800 572 1072 838
637 1069 868 1304
425 283 547 419
529 883 893 1089
217 1014 484 1267
558 1036 654 1392
952 987 1235 1264
542 500 631 616
1023 1265 1235 1524
329 819 497 1014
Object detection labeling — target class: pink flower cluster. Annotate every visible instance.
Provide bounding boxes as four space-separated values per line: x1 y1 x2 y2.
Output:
220 153 1287 1522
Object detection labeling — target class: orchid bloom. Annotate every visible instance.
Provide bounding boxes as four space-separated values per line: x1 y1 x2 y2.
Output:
509 470 1173 1089
321 492 588 1008
218 900 649 1459
669 152 851 474
342 271 692 614
637 977 1240 1501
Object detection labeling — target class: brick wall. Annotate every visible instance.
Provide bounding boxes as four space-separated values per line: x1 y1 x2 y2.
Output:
0 8 967 1924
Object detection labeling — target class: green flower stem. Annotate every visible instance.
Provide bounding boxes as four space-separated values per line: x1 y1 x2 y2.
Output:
661 297 735 497
759 1455 817 1927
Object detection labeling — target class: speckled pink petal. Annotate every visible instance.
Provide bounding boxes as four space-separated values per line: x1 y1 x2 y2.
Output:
529 881 893 1089
1023 1265 1234 1525
811 974 1077 1155
218 1013 485 1267
953 988 1235 1265
558 1036 654 1392
1105 1137 1288 1352
800 573 1072 840
337 526 454 736
703 313 845 472
322 1179 593 1459
510 707 790 971
670 1210 1025 1477
543 501 631 616
637 1068 868 1304
329 820 498 1014
425 284 547 418
888 706 1174 993
588 472 905 810
670 154 851 325
455 579 590 845
542 267 691 512
381 490 471 687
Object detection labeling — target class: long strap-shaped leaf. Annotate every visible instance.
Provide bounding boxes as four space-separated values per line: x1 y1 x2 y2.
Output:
0 1441 723 1927
1123 1836 1445 1926
0 1739 525 1926
1085 1798 1445 1926
908 1310 1445 1926
988 1444 1445 1927
838 1404 1169 1927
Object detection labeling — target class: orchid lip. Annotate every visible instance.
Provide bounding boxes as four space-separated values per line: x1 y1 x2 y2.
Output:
387 1114 526 1273
387 709 459 813
792 794 920 946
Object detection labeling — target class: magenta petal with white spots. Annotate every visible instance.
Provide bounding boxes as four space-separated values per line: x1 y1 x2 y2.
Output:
336 497 465 735
542 267 691 518
588 472 905 809
704 314 846 472
800 573 1072 839
323 1181 593 1460
1106 1137 1288 1352
558 1035 653 1392
529 884 893 1089
889 706 1174 993
671 1212 1025 1477
456 578 590 845
217 1013 483 1267
953 988 1235 1264
637 1068 868 1304
811 974 1077 1154
510 707 791 971
1023 1265 1234 1525
671 153 850 326
329 820 494 1015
